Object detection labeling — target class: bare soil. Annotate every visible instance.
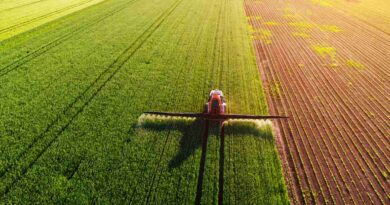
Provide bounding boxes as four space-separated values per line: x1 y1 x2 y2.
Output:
245 0 390 204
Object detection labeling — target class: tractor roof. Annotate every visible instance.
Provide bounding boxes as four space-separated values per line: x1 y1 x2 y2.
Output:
210 89 224 96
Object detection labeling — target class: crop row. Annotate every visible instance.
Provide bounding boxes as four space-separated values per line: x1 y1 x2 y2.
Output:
245 0 389 204
1 0 289 203
0 0 182 200
297 0 390 194
246 4 327 204
0 0 185 196
301 15 390 197
0 0 104 40
0 0 49 12
0 0 140 78
3 0 174 173
0 0 94 33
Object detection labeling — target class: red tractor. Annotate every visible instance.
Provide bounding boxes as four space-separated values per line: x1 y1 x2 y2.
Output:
145 89 286 121
205 89 226 115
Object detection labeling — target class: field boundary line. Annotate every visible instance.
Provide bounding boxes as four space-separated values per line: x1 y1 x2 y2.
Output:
254 46 301 204
0 0 138 78
0 0 51 13
0 0 97 34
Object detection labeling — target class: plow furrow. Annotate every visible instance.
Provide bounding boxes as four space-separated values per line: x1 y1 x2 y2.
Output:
245 0 389 203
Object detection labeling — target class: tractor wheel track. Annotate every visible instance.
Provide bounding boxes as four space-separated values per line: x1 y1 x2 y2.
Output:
172 4 215 203
125 3 214 202
0 0 98 35
141 24 196 205
0 0 139 177
0 0 183 197
0 0 136 78
0 0 50 13
194 120 210 205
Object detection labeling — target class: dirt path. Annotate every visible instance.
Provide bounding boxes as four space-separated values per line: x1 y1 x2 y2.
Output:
245 0 390 204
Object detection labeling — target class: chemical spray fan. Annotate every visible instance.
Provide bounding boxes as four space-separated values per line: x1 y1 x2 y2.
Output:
144 89 288 121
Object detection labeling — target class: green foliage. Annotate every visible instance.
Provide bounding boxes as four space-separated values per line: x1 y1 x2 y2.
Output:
263 21 280 26
253 29 273 44
292 32 310 38
310 0 333 7
312 44 337 62
346 59 365 70
0 0 104 41
319 25 342 33
382 171 388 179
224 119 273 138
0 0 289 203
271 82 283 98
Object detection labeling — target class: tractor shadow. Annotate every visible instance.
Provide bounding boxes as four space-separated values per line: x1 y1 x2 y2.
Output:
137 115 274 169
138 116 203 169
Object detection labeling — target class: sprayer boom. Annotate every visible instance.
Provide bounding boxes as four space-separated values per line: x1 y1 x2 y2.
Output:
144 90 287 121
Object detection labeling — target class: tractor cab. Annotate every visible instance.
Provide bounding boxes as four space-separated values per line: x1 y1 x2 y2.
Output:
205 89 226 114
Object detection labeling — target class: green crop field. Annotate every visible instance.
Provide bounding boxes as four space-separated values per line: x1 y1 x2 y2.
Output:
0 0 104 41
0 0 289 204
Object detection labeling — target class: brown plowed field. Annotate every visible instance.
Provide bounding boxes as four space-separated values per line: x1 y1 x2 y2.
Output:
244 0 389 204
